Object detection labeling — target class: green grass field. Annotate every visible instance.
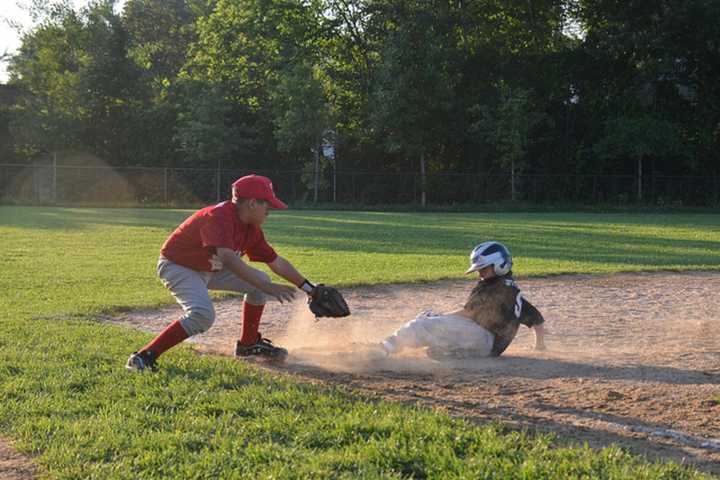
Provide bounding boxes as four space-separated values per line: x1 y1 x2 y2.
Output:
1 206 719 479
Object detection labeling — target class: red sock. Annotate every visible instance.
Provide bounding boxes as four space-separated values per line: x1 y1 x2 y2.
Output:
239 302 265 345
141 320 189 357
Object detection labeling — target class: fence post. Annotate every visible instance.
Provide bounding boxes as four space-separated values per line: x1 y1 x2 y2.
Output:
637 157 642 202
420 153 427 207
612 176 618 202
290 173 296 202
313 144 320 203
510 160 516 202
52 152 57 203
575 174 580 201
33 163 38 202
351 173 356 203
164 167 169 206
652 173 656 204
593 176 597 202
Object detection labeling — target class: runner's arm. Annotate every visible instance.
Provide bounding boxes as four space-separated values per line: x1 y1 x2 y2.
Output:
532 323 546 350
447 307 473 318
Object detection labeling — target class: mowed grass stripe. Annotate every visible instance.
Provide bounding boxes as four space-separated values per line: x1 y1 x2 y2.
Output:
0 206 717 479
2 207 719 316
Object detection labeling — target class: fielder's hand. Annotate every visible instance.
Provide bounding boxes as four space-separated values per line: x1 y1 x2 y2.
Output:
263 283 296 304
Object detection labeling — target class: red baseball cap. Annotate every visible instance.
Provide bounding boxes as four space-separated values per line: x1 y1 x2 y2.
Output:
231 174 287 209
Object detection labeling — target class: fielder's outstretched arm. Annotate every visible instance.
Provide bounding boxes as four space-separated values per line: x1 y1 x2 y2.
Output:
216 247 295 303
268 256 306 289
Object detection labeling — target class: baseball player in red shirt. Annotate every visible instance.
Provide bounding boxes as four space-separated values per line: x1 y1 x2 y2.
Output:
126 174 319 371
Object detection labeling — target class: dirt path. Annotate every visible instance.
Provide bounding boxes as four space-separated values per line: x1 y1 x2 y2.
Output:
108 271 720 475
0 438 38 480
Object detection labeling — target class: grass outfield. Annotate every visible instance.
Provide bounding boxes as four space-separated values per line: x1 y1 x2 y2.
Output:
1 206 718 479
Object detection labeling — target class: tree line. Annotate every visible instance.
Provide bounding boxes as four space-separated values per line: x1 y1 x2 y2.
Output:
2 0 719 200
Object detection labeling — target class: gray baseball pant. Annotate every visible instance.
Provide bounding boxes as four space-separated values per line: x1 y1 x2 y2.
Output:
156 256 269 336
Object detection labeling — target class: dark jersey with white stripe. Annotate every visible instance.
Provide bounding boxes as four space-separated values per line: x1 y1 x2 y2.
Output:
464 274 544 356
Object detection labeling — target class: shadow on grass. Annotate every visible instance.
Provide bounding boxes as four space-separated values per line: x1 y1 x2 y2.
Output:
262 355 720 476
4 207 720 271
0 206 190 230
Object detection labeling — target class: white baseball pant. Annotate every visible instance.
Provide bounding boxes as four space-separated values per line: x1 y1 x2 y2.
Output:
382 311 494 356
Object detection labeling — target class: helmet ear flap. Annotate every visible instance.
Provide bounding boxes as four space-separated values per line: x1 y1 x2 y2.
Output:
494 257 512 276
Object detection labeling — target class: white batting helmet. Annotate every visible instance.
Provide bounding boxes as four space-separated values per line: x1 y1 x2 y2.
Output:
465 241 512 276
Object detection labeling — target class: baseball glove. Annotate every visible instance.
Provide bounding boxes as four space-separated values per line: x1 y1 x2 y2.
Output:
308 284 351 318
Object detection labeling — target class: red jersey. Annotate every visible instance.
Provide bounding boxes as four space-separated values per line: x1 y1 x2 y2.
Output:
160 201 277 272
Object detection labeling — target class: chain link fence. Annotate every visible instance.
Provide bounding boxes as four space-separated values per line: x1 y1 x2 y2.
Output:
1 163 718 207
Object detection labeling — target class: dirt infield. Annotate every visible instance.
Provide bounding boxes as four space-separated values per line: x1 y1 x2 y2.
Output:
107 271 720 475
0 437 38 480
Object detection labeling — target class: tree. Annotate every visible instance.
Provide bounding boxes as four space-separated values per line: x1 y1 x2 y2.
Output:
370 1 458 206
122 0 209 91
594 115 685 200
173 80 257 171
121 0 211 166
79 1 143 163
8 1 143 165
271 61 333 202
573 0 720 176
472 85 543 201
7 3 86 159
183 0 326 172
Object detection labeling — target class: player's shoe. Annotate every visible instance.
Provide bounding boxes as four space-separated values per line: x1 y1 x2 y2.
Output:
235 335 288 362
125 350 157 372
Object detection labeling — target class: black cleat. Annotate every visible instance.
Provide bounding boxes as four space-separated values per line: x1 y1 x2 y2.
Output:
235 335 288 362
126 350 158 372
